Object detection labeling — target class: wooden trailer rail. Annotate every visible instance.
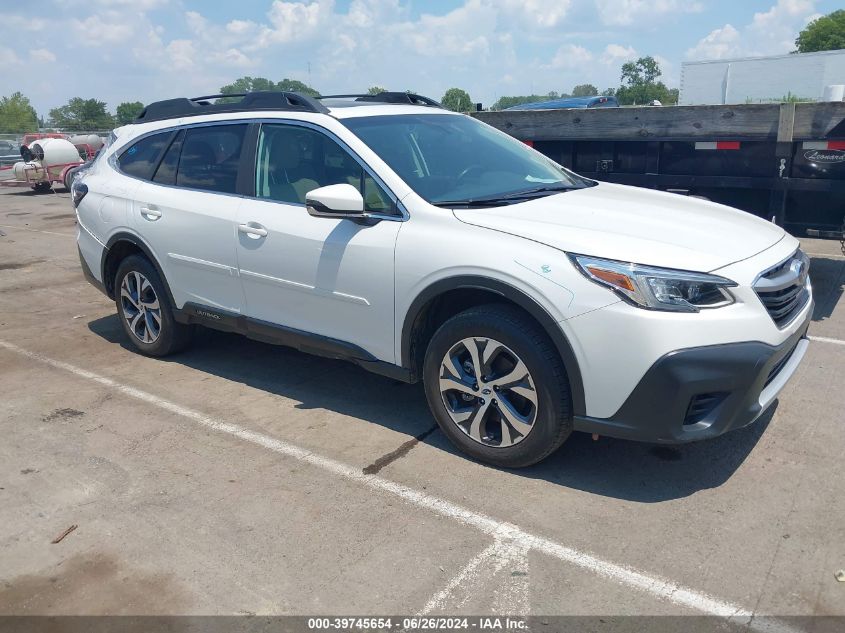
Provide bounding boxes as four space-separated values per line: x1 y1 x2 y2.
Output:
474 102 845 236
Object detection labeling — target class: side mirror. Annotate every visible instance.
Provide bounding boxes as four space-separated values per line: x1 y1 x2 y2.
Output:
306 184 365 220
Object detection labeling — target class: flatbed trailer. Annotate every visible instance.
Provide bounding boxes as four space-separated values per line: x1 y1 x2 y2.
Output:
474 102 845 239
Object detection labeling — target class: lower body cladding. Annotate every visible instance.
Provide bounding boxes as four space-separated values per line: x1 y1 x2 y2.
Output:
573 308 812 443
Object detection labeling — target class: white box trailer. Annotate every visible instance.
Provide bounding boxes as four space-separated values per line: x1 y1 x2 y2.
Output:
680 49 845 105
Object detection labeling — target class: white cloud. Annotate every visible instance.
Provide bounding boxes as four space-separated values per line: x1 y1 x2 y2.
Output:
30 49 57 63
71 14 134 45
0 47 20 66
595 0 702 27
253 0 334 48
686 24 741 60
686 0 819 60
601 43 637 65
544 44 593 70
165 40 197 71
494 0 571 29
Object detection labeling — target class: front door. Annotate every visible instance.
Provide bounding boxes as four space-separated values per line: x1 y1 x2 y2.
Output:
236 122 402 362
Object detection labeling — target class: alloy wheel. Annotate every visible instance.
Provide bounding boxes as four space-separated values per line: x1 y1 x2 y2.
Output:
438 337 538 448
120 271 162 344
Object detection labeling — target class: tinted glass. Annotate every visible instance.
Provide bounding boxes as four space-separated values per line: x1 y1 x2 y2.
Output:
255 123 392 213
176 124 247 194
342 114 590 205
152 129 185 186
118 132 171 180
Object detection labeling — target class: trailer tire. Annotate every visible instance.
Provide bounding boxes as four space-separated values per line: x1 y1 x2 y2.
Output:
32 182 52 194
64 168 77 192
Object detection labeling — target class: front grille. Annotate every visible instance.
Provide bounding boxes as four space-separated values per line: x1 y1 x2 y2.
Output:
754 250 810 328
684 392 727 425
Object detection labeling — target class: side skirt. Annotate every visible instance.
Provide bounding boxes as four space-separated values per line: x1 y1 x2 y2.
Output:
173 302 413 383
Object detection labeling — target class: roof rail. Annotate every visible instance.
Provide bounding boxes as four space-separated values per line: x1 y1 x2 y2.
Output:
319 92 443 108
134 91 329 123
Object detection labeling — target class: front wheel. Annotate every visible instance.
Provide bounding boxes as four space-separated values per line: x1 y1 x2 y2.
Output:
423 304 573 468
114 255 193 357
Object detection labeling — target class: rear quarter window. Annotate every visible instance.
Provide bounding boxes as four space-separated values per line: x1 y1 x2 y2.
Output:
117 132 172 180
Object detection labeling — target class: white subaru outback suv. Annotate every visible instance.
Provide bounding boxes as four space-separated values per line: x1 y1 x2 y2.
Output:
74 91 813 468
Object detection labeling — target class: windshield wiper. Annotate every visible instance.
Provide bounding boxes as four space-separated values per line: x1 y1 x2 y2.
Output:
432 184 577 208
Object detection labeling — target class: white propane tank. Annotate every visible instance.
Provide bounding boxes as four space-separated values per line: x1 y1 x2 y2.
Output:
30 138 81 168
12 161 47 182
67 134 104 149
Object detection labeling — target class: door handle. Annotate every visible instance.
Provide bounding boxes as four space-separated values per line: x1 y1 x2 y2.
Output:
140 206 162 220
238 223 268 238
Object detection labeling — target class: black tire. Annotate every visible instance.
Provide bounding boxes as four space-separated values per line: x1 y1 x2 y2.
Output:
32 181 52 193
114 255 193 357
423 304 573 468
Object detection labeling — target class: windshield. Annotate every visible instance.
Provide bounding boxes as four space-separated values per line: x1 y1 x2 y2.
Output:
341 113 592 206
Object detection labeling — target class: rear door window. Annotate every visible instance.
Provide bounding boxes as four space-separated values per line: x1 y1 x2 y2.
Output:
176 124 247 194
117 132 172 180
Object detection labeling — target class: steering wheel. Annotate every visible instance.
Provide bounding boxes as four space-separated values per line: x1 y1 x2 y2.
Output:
456 164 485 181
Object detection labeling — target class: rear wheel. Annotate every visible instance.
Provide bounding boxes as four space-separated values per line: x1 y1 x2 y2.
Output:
32 181 52 193
423 304 573 468
115 255 193 356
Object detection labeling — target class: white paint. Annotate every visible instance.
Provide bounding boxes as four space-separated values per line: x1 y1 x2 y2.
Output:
0 339 804 630
419 541 502 615
809 335 845 347
805 252 845 260
419 538 530 616
0 224 74 237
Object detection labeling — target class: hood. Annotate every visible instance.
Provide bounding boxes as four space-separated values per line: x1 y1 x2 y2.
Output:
452 182 785 272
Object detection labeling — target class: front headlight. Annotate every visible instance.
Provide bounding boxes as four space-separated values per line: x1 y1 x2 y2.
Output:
570 254 737 312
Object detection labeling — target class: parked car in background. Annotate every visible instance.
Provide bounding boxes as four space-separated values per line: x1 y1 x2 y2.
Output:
0 140 19 167
505 96 619 111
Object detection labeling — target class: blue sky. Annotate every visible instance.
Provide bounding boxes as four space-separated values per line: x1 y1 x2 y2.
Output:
0 0 840 115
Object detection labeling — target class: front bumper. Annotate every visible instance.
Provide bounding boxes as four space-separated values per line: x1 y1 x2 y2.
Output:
572 304 812 443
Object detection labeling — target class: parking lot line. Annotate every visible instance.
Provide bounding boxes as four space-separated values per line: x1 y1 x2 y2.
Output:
0 224 74 237
0 338 801 629
808 335 845 346
805 252 845 259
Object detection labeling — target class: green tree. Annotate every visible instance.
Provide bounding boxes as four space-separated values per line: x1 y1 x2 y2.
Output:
795 10 845 53
276 78 320 96
367 86 387 95
0 92 39 133
572 84 598 97
601 87 616 97
615 56 673 105
440 87 473 112
115 101 144 125
217 76 319 103
48 98 113 130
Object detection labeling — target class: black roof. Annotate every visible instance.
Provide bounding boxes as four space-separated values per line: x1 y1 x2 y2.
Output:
134 91 442 123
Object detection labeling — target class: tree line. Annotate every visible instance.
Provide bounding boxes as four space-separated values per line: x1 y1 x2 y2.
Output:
0 93 145 133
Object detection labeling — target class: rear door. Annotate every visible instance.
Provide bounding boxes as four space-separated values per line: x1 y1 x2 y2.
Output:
127 123 249 313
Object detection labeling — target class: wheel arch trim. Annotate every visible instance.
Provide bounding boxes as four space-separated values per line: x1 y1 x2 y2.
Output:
400 275 586 416
102 231 177 308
